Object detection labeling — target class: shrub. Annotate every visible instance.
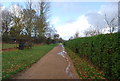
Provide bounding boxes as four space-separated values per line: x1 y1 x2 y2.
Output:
64 33 120 79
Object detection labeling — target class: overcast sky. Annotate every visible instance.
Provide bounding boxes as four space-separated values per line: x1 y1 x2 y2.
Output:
1 1 118 40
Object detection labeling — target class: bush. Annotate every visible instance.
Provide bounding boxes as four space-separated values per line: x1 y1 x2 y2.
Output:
64 33 120 79
18 41 25 50
18 40 33 50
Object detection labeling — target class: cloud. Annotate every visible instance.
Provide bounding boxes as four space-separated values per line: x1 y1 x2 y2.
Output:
85 12 106 29
84 3 118 33
99 3 118 22
55 3 118 40
55 15 90 40
0 6 5 11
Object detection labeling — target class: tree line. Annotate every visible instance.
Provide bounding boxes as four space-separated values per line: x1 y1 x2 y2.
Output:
1 0 63 44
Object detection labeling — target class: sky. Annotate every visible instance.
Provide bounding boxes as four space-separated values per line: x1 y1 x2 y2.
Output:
1 1 118 40
50 2 118 40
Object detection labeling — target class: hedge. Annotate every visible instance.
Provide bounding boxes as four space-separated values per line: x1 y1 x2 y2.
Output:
64 33 120 79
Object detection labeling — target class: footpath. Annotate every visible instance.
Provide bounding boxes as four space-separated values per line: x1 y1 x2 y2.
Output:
13 44 79 79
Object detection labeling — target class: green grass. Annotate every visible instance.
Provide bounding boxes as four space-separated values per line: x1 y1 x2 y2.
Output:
65 47 105 79
2 44 57 79
2 43 18 49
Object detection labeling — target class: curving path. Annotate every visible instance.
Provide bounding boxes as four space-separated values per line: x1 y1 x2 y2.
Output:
12 44 79 79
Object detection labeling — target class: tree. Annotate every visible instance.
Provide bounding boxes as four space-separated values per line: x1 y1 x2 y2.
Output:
84 29 98 37
36 0 50 37
84 25 102 37
1 9 13 42
23 8 36 36
9 4 24 41
58 37 64 43
69 36 73 40
1 0 52 44
2 10 11 35
53 34 59 40
23 0 36 37
32 0 51 44
45 25 57 39
74 31 79 39
101 4 118 33
104 13 118 33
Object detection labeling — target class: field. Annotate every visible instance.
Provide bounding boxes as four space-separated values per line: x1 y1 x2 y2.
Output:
2 44 57 79
2 43 18 49
64 33 120 79
65 48 105 79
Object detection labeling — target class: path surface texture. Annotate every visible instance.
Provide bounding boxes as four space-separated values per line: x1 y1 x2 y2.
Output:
13 44 79 79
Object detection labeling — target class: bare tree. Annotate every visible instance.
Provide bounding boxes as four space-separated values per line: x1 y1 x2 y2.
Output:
84 25 102 37
23 0 36 37
36 0 50 37
45 25 57 39
2 9 12 36
74 31 79 39
9 4 24 39
84 26 101 37
102 3 118 33
69 36 73 40
104 13 118 33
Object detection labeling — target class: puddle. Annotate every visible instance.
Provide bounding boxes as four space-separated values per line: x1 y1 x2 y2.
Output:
57 43 75 78
66 62 75 78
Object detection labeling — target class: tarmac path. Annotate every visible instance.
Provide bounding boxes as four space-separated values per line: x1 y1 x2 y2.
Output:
13 44 79 79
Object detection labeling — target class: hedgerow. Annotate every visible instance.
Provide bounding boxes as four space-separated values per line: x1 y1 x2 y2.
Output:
64 33 120 79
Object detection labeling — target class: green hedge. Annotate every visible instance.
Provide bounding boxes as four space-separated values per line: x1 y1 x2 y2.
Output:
64 33 120 79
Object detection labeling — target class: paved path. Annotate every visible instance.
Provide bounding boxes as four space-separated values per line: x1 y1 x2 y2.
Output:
13 44 79 79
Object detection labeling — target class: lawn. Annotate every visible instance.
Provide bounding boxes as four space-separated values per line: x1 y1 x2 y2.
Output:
2 44 57 79
2 43 18 49
65 47 106 79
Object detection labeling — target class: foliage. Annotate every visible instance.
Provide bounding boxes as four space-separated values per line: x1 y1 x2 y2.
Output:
65 48 105 79
1 0 57 44
64 33 120 79
2 44 57 79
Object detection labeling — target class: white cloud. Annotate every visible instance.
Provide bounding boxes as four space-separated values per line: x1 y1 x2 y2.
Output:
55 15 90 40
55 3 118 40
83 3 118 34
0 6 5 11
49 2 119 40
85 12 106 29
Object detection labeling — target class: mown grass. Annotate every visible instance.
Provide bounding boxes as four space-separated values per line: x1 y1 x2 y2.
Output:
2 43 18 49
2 44 57 79
65 47 105 79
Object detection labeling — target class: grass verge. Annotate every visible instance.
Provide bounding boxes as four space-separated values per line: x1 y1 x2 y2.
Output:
2 43 18 49
65 47 106 79
2 44 57 79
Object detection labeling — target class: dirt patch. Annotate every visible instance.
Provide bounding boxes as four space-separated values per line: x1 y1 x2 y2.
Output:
1 48 17 52
1 45 41 52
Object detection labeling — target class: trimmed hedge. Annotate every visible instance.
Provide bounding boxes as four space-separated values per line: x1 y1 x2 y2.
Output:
64 33 120 79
